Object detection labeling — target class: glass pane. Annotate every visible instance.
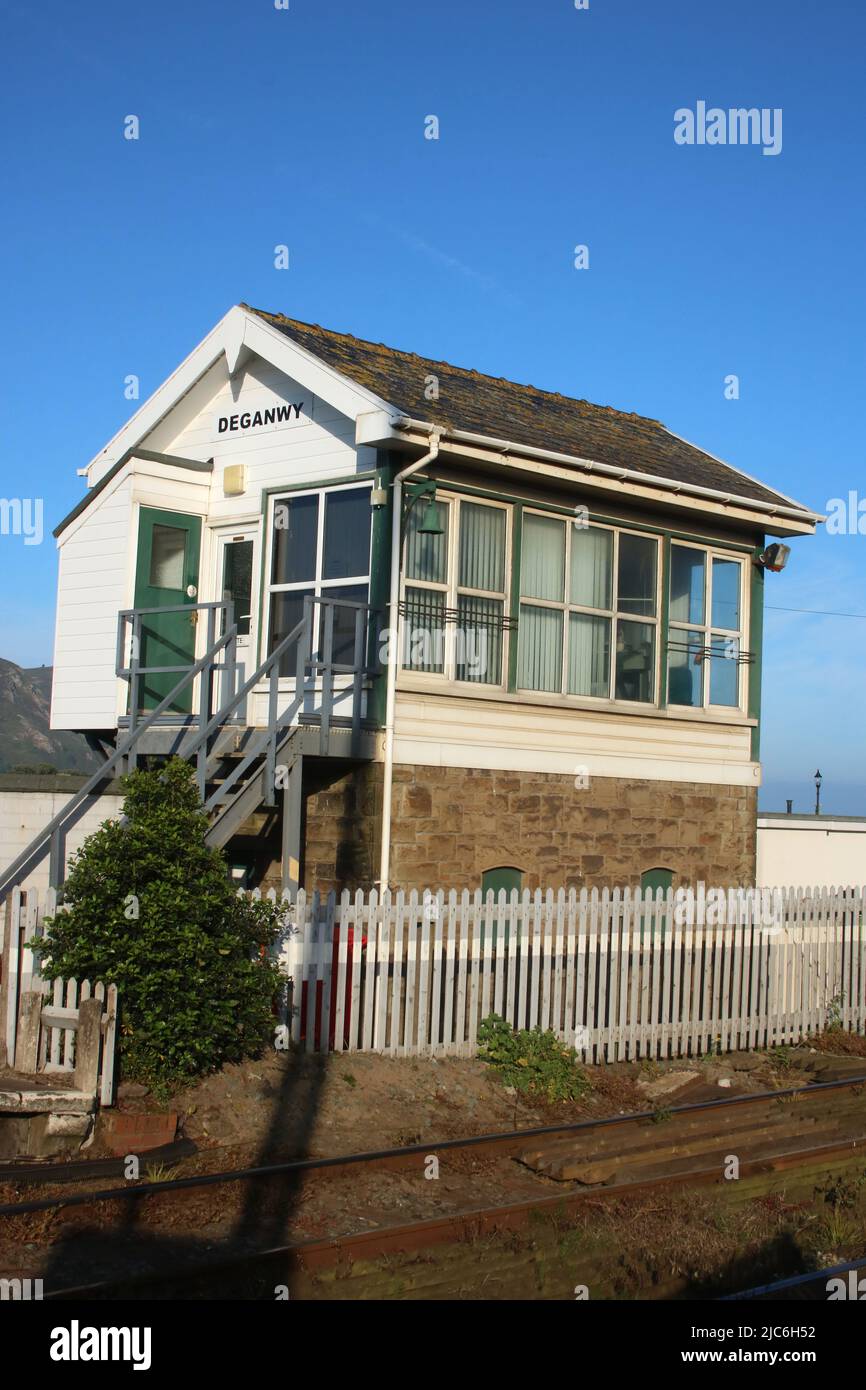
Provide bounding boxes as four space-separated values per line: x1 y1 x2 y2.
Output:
149 524 186 590
570 527 612 610
322 584 368 666
617 533 657 616
272 494 319 584
614 620 655 702
667 630 704 707
269 588 314 677
405 500 448 583
402 587 446 672
669 546 705 625
456 595 503 684
517 604 563 692
222 540 253 636
521 514 565 602
323 488 371 580
711 558 741 631
459 503 506 593
568 613 611 697
709 635 739 706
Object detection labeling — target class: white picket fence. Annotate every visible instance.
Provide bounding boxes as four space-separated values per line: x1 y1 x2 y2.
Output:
5 884 864 1071
1 886 118 1104
262 885 866 1062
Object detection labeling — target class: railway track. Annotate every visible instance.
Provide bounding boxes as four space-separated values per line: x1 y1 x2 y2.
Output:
1 1072 864 1299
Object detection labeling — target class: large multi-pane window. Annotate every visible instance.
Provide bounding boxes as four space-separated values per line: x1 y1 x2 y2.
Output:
517 515 659 703
267 484 371 675
402 496 509 686
667 544 744 708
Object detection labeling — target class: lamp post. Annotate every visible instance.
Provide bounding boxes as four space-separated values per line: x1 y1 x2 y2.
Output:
814 769 822 817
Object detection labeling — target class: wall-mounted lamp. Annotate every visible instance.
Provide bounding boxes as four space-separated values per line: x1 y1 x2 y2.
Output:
755 542 791 572
403 479 444 536
417 497 444 536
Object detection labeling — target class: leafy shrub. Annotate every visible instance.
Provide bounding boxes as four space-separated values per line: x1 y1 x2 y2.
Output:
477 1014 590 1102
43 758 283 1091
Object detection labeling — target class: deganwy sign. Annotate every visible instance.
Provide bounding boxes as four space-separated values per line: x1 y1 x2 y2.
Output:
216 401 305 434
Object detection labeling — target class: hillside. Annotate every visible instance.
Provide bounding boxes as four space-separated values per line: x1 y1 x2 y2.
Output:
0 658 102 774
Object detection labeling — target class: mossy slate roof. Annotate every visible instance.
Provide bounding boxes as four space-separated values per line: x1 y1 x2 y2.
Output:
245 305 811 515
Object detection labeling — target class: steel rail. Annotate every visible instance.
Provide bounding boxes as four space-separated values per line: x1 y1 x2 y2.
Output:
2 1070 864 1220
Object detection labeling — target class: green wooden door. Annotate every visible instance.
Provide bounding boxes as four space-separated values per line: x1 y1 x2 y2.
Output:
482 866 523 898
640 867 673 936
640 867 673 895
134 508 202 713
482 867 523 952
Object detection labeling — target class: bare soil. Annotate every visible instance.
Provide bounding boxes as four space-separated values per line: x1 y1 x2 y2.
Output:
1 1041 863 1299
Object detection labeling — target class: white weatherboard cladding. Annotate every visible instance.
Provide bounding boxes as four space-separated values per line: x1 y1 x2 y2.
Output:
51 351 371 732
51 473 134 729
145 356 375 520
393 691 758 787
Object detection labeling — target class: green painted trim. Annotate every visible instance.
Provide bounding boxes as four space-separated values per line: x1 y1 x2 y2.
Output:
659 535 671 709
54 450 213 538
748 540 765 760
507 504 523 693
368 453 397 725
258 471 375 513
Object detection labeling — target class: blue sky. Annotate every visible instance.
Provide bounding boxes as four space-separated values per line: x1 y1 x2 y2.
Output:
0 0 863 812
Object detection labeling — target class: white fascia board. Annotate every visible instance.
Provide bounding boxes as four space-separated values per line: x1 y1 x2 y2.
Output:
662 425 825 525
84 306 398 485
240 313 396 423
355 408 404 446
57 457 133 547
85 308 239 482
396 424 819 538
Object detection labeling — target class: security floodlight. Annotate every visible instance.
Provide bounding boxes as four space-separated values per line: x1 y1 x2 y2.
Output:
756 542 791 572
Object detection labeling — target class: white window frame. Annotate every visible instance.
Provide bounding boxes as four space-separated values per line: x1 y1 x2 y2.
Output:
265 481 373 672
517 511 662 706
400 492 512 690
667 541 747 712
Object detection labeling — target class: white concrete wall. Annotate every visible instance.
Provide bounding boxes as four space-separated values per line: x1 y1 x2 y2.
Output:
0 785 124 898
757 815 866 889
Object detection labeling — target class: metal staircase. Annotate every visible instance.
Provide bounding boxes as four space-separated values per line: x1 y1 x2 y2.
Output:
0 594 378 902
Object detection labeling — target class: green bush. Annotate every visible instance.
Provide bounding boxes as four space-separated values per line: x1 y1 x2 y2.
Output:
43 758 283 1091
477 1014 590 1102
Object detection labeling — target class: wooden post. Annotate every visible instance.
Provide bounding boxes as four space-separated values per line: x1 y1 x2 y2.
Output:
15 991 43 1074
0 893 12 1068
281 756 303 896
74 997 103 1095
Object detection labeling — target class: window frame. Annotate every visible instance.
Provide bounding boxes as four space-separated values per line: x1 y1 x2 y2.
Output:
667 540 747 712
400 491 512 689
516 510 662 706
265 480 373 673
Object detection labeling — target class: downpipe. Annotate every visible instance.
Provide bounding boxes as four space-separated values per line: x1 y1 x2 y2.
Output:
378 429 442 889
